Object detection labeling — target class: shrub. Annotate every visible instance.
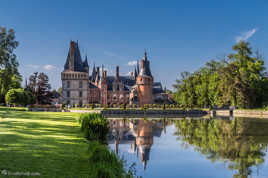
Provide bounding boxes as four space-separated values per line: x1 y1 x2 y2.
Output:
79 113 109 142
5 88 34 106
142 104 148 110
88 141 139 178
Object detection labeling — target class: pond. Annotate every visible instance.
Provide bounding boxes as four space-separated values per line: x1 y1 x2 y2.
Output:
107 117 268 178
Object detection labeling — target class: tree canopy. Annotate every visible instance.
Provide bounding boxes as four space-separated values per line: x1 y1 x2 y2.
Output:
173 41 268 109
0 27 22 103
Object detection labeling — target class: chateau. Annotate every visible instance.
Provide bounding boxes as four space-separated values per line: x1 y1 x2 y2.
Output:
61 41 166 106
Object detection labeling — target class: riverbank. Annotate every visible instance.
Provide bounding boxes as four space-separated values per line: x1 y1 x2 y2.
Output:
210 109 268 118
0 108 131 178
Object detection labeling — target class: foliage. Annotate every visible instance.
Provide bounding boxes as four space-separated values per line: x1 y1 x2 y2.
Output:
79 113 109 142
0 27 22 103
28 72 52 104
173 42 268 109
87 141 140 178
5 88 34 106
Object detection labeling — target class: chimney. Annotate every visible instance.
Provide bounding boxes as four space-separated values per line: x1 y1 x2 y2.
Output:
116 66 119 81
141 60 144 70
104 70 107 78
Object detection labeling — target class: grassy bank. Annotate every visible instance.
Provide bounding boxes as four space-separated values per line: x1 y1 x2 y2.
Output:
0 108 132 177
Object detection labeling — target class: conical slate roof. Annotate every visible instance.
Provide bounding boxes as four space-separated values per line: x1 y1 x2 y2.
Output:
139 51 152 77
64 41 87 72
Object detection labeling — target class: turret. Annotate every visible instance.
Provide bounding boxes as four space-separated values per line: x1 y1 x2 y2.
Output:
136 51 154 106
83 55 89 73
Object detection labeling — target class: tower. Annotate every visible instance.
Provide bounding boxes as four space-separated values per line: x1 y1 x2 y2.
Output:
61 40 89 106
136 51 154 106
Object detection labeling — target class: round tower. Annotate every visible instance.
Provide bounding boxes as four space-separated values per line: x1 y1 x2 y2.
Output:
136 51 154 106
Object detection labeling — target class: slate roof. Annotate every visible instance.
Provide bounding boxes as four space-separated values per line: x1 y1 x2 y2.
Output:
64 41 88 72
106 76 136 91
139 52 153 77
153 82 164 94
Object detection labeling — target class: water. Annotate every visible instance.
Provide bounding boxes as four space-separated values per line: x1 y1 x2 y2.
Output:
107 117 268 178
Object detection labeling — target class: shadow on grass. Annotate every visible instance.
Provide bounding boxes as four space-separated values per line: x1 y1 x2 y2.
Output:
0 111 98 178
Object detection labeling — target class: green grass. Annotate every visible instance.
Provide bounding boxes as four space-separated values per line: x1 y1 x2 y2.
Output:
0 108 129 178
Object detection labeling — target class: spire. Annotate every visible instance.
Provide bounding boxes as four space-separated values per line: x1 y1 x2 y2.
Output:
144 50 148 61
83 55 89 73
91 63 96 82
138 51 152 77
64 40 85 72
137 60 140 74
95 66 100 83
134 67 137 78
84 55 89 67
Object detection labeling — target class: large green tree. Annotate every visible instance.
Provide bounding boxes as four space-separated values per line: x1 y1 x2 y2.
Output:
29 72 52 104
0 27 21 103
173 42 268 109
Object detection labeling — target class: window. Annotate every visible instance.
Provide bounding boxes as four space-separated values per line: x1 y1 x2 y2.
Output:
67 91 70 97
117 85 120 91
67 81 70 88
79 81 83 88
79 91 82 98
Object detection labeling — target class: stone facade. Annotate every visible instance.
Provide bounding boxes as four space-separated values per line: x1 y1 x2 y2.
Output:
61 41 166 106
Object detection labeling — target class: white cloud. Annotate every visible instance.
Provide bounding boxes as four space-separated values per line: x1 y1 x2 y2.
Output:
104 51 118 57
25 64 40 69
43 64 56 71
235 28 258 42
127 60 137 66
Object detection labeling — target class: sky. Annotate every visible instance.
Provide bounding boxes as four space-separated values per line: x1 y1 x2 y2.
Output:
1 0 268 90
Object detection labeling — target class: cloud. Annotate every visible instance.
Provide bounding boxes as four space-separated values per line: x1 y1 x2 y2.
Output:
235 28 258 42
25 64 40 69
127 60 137 66
104 51 118 57
103 51 126 60
43 64 56 71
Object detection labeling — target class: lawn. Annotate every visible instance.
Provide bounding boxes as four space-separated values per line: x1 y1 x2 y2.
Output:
0 108 102 177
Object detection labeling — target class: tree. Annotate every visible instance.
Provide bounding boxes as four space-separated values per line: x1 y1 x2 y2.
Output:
173 42 268 109
5 88 34 106
29 72 52 104
0 27 22 103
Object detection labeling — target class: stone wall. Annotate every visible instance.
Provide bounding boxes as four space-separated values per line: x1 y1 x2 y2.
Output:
101 109 208 118
212 110 268 118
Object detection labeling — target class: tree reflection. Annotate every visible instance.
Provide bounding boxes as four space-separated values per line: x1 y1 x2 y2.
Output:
174 118 268 178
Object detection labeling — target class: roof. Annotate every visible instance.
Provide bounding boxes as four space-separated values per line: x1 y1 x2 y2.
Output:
64 41 88 72
89 82 98 89
106 76 136 91
139 52 153 77
153 82 164 94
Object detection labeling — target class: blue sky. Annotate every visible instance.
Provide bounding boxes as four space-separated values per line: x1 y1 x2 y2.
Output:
1 0 268 90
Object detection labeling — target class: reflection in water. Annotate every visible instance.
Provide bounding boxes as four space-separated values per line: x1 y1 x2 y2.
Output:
108 119 171 169
174 118 268 178
108 117 268 178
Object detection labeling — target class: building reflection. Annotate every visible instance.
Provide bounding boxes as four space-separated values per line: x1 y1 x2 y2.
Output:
108 119 171 169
